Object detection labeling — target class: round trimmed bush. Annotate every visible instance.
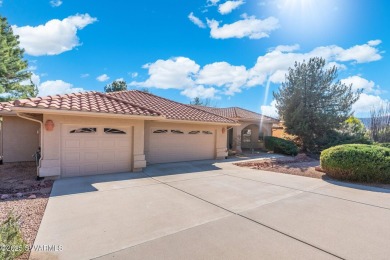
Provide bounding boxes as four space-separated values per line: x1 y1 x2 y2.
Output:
264 136 298 156
320 144 390 183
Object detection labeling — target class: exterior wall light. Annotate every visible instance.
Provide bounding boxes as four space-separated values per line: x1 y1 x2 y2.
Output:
45 120 55 131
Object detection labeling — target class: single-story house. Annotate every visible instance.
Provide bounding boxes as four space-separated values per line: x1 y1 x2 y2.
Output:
0 90 277 178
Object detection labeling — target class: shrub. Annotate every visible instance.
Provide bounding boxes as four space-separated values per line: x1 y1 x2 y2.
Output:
264 136 298 156
315 129 372 152
320 144 390 183
377 143 390 149
0 212 27 260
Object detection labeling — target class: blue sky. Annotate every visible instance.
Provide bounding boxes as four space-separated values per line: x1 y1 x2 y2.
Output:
1 0 388 117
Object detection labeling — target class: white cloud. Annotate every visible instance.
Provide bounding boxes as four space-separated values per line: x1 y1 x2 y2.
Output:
218 0 245 15
261 99 278 118
130 72 138 78
115 78 125 82
207 0 220 6
353 93 388 117
80 73 89 78
12 14 97 56
248 40 383 86
368 39 381 46
130 57 200 89
325 61 347 71
188 12 206 28
207 15 279 39
197 62 248 95
337 42 382 63
131 40 383 99
38 80 84 96
341 75 379 93
181 85 217 99
50 0 62 7
272 44 300 52
29 74 84 97
96 74 110 82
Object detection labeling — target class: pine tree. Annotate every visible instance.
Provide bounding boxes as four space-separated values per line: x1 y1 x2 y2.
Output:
274 57 360 152
104 80 127 92
0 15 37 101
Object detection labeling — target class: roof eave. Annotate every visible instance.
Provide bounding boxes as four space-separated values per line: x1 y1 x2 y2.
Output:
10 107 165 120
154 118 239 126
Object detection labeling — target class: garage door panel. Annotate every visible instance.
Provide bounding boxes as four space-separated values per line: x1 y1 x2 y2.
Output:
62 166 80 176
83 139 99 148
148 127 215 164
63 152 80 162
61 126 132 177
83 152 99 162
101 140 115 148
64 140 80 149
82 164 99 174
116 140 130 148
115 151 131 161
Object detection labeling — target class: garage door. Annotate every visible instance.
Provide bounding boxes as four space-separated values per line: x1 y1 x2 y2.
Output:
61 126 132 177
148 127 215 164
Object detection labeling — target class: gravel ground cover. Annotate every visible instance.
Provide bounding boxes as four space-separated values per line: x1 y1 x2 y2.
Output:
0 162 53 259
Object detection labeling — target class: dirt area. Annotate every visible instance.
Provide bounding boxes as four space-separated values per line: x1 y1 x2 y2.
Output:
235 153 326 179
0 162 54 260
235 154 390 190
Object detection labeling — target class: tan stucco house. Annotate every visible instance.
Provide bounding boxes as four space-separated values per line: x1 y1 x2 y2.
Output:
0 90 277 178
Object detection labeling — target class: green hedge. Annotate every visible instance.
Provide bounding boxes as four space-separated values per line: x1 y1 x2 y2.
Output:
264 136 298 156
377 143 390 149
320 144 390 183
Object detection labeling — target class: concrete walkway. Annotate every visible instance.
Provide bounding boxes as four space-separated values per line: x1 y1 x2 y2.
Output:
30 159 390 260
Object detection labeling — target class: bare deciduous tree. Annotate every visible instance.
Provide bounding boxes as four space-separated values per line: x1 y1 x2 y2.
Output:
370 102 390 143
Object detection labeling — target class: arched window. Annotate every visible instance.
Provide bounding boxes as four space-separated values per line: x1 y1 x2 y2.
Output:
70 128 97 133
104 128 126 134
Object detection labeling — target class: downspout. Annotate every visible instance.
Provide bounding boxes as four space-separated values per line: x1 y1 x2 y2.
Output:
16 113 43 177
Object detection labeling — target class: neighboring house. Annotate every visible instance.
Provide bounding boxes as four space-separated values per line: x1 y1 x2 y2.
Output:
0 90 277 178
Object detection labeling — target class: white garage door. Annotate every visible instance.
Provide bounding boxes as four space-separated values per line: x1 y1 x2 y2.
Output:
61 126 132 177
148 127 215 164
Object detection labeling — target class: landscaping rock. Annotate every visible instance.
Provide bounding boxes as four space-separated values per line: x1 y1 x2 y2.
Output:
39 187 52 195
28 194 37 199
1 194 10 200
16 192 23 197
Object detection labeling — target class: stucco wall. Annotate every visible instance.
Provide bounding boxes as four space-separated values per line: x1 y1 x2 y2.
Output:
144 121 228 162
2 116 40 162
39 114 145 177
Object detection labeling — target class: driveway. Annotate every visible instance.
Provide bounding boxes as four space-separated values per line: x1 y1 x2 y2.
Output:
30 158 390 260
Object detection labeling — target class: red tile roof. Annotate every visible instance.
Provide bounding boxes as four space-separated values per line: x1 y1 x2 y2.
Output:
0 90 237 124
192 106 278 121
107 90 236 123
0 92 161 117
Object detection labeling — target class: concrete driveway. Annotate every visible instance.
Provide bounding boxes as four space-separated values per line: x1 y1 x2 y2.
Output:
30 158 390 260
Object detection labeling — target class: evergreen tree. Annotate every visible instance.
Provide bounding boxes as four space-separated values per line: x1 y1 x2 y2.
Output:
190 97 211 106
104 80 127 92
274 57 360 152
0 15 37 101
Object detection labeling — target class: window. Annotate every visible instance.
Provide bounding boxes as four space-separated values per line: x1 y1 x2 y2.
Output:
188 130 200 134
153 129 168 134
70 127 97 133
104 128 126 134
202 130 213 135
242 129 251 143
171 130 184 134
